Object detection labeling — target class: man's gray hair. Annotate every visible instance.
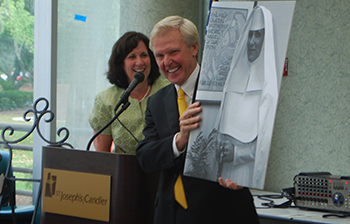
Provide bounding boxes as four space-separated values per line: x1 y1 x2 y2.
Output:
150 15 199 51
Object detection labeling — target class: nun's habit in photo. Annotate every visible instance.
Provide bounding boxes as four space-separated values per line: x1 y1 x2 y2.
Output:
216 5 278 189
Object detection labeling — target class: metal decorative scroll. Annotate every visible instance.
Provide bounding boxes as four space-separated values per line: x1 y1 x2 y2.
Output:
0 97 73 150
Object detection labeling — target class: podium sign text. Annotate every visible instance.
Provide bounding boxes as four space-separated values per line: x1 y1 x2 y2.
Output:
42 168 111 222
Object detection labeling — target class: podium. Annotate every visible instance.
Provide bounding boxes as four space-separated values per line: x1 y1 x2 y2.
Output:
40 146 158 224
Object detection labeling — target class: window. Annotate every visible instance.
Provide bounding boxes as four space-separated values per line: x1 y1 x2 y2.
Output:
57 0 120 150
0 0 35 203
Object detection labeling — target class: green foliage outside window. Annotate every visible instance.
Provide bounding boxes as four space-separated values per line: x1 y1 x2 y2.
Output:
0 90 33 111
0 0 34 91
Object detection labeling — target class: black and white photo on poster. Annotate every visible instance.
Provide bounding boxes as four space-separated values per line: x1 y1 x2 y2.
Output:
184 1 295 189
198 6 248 92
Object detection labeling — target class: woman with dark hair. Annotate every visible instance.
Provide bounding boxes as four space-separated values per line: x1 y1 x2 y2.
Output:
89 31 169 154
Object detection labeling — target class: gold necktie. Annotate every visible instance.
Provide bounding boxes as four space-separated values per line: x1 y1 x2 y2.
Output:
174 87 188 209
177 87 187 116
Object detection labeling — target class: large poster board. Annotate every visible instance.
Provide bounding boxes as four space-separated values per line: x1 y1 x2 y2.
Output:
184 1 296 189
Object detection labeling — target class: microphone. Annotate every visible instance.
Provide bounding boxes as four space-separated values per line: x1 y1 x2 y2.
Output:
87 72 145 151
119 72 145 105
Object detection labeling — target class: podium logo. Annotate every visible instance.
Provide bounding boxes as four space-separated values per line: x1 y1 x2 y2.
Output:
45 172 57 197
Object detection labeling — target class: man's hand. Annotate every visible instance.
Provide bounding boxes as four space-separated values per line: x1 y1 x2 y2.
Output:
218 177 244 190
176 101 202 150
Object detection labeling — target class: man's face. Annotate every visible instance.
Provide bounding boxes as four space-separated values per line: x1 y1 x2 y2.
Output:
247 28 264 62
152 29 198 86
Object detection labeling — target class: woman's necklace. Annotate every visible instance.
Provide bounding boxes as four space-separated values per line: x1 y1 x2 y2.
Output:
139 85 151 103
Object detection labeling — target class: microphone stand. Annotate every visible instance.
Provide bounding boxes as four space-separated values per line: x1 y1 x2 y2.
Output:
86 101 131 151
113 93 128 113
86 72 144 151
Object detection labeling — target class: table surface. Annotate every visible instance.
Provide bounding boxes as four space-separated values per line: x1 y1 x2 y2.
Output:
251 189 350 224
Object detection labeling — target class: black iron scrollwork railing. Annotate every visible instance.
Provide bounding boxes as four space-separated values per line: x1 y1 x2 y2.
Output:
1 97 73 149
0 97 73 223
0 97 74 181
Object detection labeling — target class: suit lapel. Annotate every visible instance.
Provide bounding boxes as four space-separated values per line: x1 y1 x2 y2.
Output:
163 84 180 133
162 68 200 134
192 68 200 103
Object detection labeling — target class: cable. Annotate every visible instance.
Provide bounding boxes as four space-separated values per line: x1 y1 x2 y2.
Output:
116 117 139 143
253 190 296 209
254 194 281 209
323 213 350 218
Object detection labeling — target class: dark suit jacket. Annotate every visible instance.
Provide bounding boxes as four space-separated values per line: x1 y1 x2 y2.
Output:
136 83 259 224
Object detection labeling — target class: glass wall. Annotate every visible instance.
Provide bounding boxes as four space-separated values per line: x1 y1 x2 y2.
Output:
57 0 120 150
0 0 35 203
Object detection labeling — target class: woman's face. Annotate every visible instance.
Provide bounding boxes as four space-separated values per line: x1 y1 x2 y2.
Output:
123 40 151 84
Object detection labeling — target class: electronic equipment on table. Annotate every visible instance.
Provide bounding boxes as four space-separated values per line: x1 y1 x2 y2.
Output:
294 172 350 213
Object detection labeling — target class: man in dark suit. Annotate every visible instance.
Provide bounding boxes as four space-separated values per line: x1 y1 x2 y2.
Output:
136 15 260 224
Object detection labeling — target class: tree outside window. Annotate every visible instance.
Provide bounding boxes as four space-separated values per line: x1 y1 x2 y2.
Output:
0 0 34 111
